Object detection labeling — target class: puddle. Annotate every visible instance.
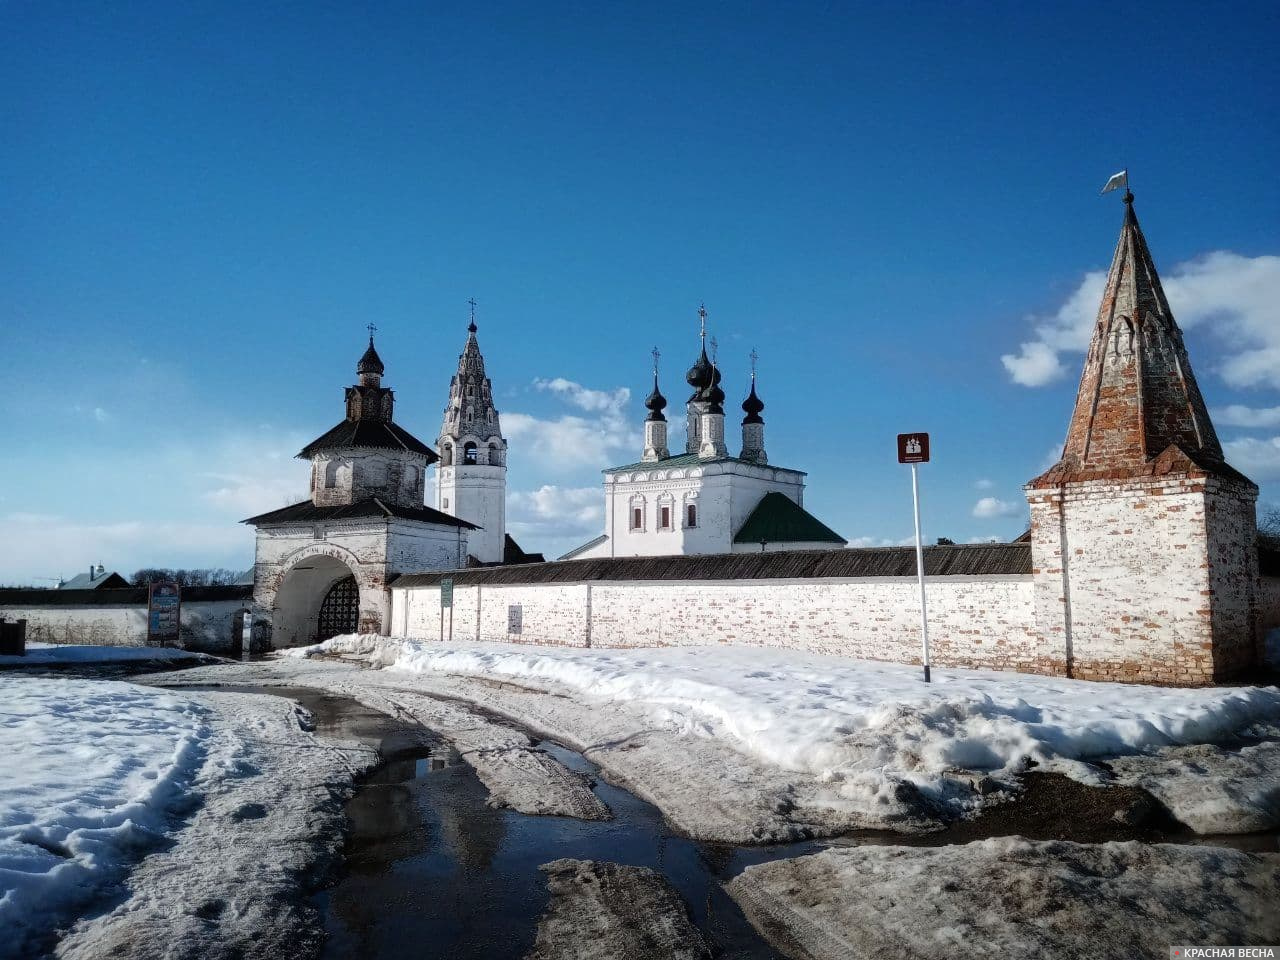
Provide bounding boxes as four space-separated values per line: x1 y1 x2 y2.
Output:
193 683 800 958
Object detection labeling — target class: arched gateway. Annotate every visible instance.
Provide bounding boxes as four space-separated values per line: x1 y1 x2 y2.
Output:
243 334 477 648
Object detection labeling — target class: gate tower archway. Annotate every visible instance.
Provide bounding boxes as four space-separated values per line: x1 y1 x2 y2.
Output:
271 554 362 648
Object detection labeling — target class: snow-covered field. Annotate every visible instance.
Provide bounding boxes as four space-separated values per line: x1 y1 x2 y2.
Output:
0 678 211 957
0 643 210 666
291 635 1280 833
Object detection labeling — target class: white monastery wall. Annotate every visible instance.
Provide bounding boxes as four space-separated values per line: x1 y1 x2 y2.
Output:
391 575 1042 671
1 599 249 653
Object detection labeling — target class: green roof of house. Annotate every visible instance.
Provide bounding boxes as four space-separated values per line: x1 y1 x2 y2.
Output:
733 492 846 545
604 452 805 475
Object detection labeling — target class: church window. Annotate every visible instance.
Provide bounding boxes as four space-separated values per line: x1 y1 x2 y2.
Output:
632 507 643 530
323 459 342 489
443 498 449 510
686 504 698 528
660 506 672 530
489 442 502 466
464 442 478 465
441 443 453 467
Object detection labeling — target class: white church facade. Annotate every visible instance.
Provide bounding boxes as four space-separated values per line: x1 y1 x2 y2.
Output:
565 311 845 559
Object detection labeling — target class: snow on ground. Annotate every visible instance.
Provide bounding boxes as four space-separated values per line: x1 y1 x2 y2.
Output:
0 678 211 958
727 840 1280 960
290 636 1280 834
529 860 710 960
1109 740 1280 834
54 689 379 960
0 643 210 666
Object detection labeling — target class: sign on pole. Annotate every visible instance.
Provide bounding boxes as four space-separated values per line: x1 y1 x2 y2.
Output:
439 577 453 643
897 432 930 464
897 433 932 683
147 581 181 647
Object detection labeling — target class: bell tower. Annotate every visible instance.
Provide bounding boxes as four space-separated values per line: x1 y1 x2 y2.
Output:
436 304 508 564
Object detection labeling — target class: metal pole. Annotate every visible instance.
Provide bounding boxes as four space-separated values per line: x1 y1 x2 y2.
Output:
439 598 444 644
911 462 931 683
448 604 453 644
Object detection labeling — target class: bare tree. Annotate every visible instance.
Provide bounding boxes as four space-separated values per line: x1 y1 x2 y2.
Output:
1260 504 1280 551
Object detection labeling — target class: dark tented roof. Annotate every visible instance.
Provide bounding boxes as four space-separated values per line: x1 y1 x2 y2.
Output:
603 452 805 476
392 543 1033 587
733 492 846 545
243 498 476 528
0 585 253 607
298 419 437 460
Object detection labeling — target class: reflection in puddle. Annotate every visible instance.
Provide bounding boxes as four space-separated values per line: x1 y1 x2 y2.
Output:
316 731 794 960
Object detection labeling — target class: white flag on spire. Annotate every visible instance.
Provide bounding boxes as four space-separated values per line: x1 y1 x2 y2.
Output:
1101 169 1129 194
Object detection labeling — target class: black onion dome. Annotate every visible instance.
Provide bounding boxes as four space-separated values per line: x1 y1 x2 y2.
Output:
742 380 764 424
645 376 668 422
685 348 714 391
357 338 385 376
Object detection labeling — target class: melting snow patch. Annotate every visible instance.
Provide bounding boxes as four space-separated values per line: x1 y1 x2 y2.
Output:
296 636 1280 826
0 677 210 957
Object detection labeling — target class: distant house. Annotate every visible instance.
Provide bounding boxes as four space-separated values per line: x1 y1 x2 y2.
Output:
59 564 130 590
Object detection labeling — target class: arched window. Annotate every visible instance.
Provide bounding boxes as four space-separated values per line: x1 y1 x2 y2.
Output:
657 493 674 531
686 503 698 528
464 441 478 465
323 459 343 489
629 496 646 531
441 443 453 466
488 442 502 467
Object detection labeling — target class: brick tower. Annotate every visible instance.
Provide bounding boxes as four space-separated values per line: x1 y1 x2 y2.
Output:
1025 191 1260 685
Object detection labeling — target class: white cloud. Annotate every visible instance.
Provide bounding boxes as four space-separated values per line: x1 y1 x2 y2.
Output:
508 485 602 536
1214 405 1280 429
505 485 605 558
532 378 630 413
1002 252 1280 390
93 407 110 423
1223 436 1280 481
846 536 900 548
1001 271 1106 386
504 378 638 471
972 496 1021 519
0 513 252 586
974 478 994 490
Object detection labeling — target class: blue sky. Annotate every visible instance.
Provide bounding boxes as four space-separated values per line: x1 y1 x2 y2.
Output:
2 1 1278 582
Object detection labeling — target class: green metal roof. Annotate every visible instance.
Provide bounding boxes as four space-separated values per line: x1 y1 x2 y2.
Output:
733 492 846 545
604 452 804 475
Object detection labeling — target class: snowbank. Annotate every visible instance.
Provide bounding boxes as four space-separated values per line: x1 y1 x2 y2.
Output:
0 643 208 666
728 839 1280 959
0 678 210 957
297 636 1280 816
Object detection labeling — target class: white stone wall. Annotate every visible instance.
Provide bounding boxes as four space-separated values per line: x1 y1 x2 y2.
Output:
0 599 250 653
391 575 1042 671
1026 474 1257 684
